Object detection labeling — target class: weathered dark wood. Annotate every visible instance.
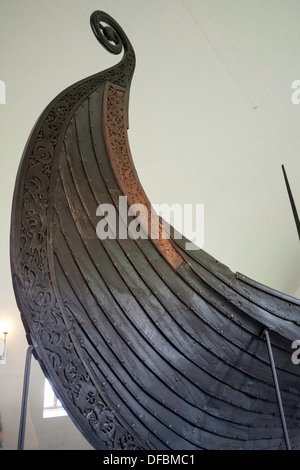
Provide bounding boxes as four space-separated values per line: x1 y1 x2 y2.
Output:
10 10 300 449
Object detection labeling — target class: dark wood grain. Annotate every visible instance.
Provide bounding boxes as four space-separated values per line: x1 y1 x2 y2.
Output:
10 10 300 450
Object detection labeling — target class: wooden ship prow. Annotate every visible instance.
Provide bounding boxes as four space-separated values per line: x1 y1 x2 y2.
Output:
10 11 300 450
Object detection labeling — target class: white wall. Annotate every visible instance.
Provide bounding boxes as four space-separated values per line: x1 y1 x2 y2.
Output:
0 334 93 450
294 285 300 299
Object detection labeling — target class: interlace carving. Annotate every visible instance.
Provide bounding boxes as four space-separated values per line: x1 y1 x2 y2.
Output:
13 16 141 450
103 83 184 271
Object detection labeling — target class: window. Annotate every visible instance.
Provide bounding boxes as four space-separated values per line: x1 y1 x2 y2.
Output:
43 379 67 418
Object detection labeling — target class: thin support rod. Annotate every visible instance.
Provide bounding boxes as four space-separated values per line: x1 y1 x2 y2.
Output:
282 164 300 240
17 345 33 450
264 330 291 450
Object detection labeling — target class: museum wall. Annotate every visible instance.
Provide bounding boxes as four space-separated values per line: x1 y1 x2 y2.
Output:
0 318 93 450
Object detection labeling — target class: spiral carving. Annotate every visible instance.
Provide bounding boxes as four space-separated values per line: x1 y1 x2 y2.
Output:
90 11 132 55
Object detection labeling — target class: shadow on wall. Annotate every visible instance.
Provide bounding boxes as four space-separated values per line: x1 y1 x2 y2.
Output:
294 285 300 299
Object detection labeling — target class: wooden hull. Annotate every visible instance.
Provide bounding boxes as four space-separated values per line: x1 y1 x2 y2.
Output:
10 11 300 450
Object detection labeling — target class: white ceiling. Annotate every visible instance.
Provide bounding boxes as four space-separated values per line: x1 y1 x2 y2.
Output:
1 0 300 335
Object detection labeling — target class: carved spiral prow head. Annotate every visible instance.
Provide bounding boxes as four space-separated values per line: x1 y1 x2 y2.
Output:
90 11 132 55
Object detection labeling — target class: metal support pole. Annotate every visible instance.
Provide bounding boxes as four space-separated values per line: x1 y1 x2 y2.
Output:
263 329 291 450
17 345 34 450
282 164 300 241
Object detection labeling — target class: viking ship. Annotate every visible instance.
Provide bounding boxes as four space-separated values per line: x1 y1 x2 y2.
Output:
10 11 300 450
